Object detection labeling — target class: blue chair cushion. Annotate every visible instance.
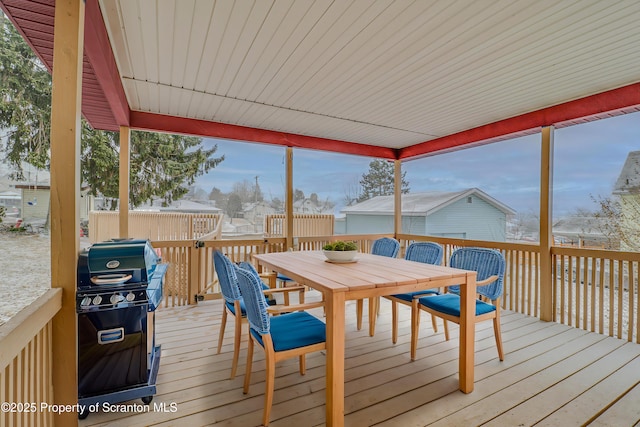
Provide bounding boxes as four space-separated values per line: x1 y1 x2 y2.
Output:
418 293 496 317
390 289 439 303
250 311 326 352
277 273 294 282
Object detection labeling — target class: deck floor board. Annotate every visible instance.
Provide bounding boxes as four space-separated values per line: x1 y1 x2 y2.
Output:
79 292 640 426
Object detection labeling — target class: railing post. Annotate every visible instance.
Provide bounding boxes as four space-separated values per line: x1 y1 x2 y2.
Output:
285 147 294 249
394 160 402 237
540 126 555 321
189 242 201 305
119 126 131 238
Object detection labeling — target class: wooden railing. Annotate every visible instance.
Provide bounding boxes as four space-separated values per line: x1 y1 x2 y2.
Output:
397 234 542 318
147 232 640 343
552 246 640 343
0 289 61 427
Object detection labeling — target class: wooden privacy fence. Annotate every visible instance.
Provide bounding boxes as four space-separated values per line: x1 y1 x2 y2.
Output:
264 214 334 236
89 211 223 243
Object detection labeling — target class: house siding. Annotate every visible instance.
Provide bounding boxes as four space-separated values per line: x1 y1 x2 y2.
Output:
342 191 510 241
619 195 640 251
345 214 425 235
20 189 50 221
426 195 507 241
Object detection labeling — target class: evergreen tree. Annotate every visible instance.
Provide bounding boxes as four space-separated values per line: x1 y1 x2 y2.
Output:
226 193 243 219
0 14 223 208
357 159 409 202
0 13 51 178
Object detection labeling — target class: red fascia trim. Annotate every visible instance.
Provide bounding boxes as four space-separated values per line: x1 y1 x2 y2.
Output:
130 111 397 159
399 82 640 160
83 0 130 126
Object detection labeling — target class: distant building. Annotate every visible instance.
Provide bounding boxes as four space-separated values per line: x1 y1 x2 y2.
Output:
0 190 21 209
15 183 93 225
612 150 640 250
341 188 515 241
293 196 334 214
552 216 613 249
134 199 222 214
242 201 276 232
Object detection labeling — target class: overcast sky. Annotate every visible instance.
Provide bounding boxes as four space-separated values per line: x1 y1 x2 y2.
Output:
196 111 640 218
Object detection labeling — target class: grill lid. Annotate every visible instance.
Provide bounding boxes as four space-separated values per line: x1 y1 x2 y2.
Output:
78 239 160 288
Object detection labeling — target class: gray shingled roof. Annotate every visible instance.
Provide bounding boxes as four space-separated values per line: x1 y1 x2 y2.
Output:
613 151 640 195
552 216 607 238
341 188 515 216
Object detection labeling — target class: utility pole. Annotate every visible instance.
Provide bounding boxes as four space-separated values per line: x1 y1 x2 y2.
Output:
254 175 259 203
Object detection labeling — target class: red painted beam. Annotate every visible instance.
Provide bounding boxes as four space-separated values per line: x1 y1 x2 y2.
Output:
83 0 130 126
400 82 640 160
130 111 397 159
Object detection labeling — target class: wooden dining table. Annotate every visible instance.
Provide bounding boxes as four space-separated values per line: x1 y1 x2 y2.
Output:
253 250 478 427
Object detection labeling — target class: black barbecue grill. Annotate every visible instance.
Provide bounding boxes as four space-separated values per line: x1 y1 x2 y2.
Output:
76 239 167 419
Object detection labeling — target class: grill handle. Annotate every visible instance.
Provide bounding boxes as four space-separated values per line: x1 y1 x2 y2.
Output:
90 274 132 285
97 328 125 344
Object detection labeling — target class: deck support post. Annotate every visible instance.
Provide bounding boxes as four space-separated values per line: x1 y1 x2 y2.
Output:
285 147 294 249
49 0 84 424
394 160 402 238
539 125 555 321
119 126 131 238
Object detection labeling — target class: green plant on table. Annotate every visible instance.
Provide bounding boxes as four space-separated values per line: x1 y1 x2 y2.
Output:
322 241 358 251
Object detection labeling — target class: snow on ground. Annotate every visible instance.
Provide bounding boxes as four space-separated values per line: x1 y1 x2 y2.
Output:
0 231 52 325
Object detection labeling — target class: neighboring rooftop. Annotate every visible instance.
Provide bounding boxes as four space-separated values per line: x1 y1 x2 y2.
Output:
613 151 640 195
341 188 515 216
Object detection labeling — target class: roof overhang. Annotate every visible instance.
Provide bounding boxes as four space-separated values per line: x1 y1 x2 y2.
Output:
2 0 640 160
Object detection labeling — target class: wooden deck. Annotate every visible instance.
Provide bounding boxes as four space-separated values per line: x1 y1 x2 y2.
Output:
80 292 640 426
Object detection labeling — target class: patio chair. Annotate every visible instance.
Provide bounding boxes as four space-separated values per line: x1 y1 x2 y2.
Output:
383 242 444 344
236 267 325 427
356 237 400 335
213 251 305 378
410 247 506 361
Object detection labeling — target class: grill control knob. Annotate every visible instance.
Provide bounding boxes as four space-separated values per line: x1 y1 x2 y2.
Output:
126 292 136 302
81 297 91 307
110 294 124 305
92 295 102 305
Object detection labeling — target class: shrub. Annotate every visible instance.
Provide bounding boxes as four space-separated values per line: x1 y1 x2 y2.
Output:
322 241 357 251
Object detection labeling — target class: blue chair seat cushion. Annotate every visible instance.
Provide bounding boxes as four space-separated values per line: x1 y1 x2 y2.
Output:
277 273 294 282
418 293 496 317
390 289 439 303
250 311 326 352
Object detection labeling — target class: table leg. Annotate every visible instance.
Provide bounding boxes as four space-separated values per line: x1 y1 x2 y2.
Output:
325 291 345 427
459 271 476 393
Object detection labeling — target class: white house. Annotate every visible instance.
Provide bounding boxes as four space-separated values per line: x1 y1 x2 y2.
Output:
0 190 21 209
341 188 515 242
612 150 640 251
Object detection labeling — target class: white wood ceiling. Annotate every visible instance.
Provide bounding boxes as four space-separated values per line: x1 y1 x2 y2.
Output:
99 0 640 149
